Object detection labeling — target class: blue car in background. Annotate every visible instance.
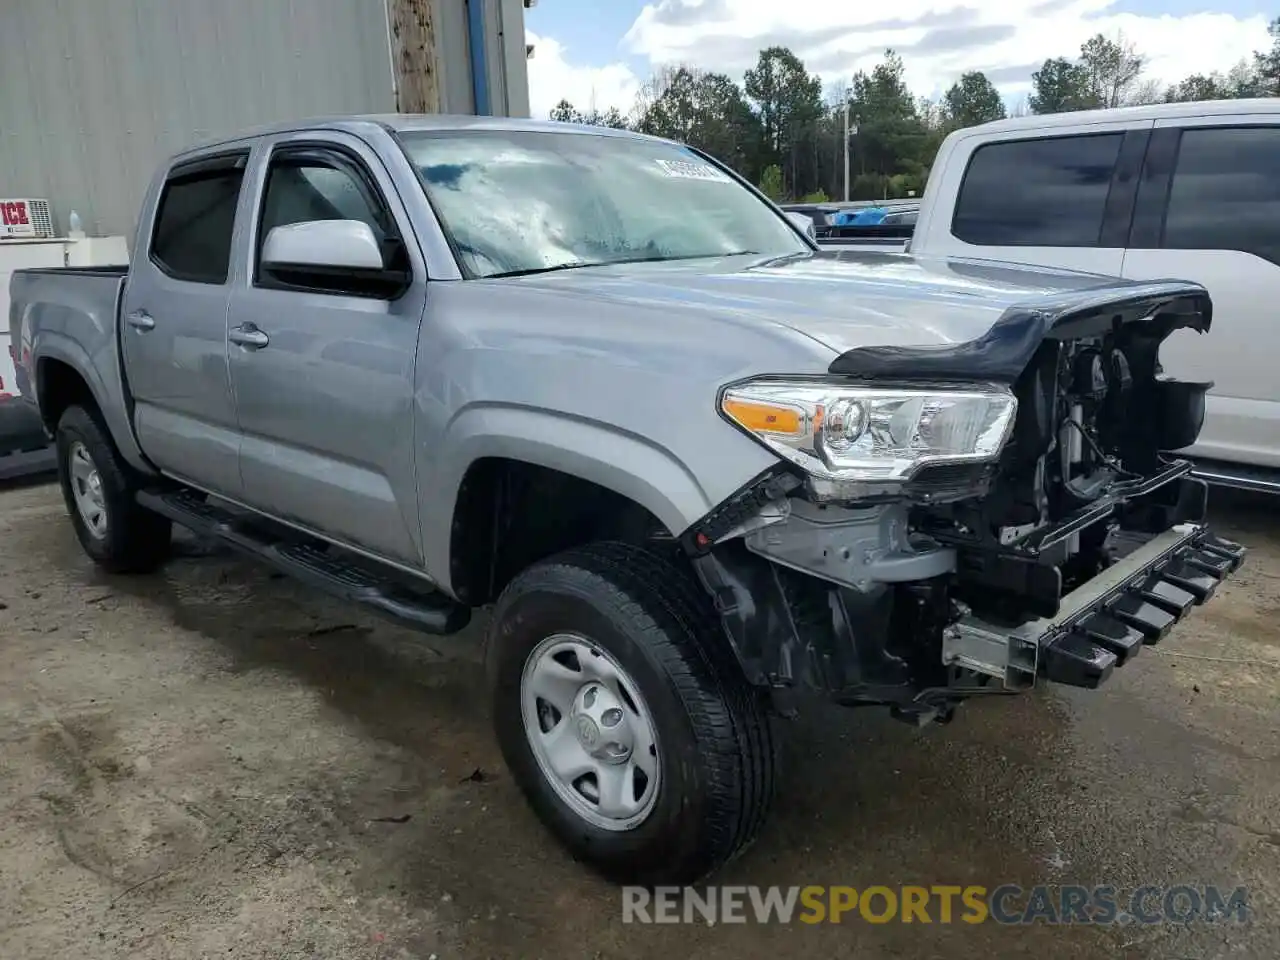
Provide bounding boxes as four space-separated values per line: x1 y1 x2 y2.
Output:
831 207 888 227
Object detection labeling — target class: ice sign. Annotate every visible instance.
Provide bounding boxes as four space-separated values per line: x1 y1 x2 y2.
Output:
654 158 732 182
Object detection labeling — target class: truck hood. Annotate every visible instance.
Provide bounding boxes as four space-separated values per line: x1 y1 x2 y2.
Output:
503 250 1211 382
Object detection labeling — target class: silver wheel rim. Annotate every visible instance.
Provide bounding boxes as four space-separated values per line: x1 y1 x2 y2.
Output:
520 633 661 832
68 441 108 540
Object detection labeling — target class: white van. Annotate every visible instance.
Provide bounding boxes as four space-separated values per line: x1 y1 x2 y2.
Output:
831 99 1280 491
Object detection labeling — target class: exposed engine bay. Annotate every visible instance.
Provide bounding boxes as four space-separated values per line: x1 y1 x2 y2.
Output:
918 316 1216 624
686 289 1247 724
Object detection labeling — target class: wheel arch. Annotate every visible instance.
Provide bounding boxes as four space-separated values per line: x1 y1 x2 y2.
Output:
428 408 714 602
33 337 152 475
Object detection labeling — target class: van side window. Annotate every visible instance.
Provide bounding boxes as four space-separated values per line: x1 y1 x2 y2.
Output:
952 133 1124 247
1163 126 1280 263
150 158 247 284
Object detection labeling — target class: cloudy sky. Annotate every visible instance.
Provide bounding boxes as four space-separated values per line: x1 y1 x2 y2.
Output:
523 0 1275 118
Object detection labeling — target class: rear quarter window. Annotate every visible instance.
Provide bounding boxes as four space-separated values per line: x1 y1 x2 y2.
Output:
951 133 1124 247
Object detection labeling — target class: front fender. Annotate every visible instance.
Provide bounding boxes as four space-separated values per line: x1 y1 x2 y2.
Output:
423 404 717 594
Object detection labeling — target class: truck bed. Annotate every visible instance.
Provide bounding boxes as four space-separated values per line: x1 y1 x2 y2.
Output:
811 221 914 254
8 264 130 444
13 264 129 278
817 236 911 253
3 265 128 469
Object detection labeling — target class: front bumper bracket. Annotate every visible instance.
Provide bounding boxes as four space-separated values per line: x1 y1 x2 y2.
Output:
943 524 1246 690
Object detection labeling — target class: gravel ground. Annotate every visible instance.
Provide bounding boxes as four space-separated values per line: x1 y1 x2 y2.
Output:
1 477 1276 960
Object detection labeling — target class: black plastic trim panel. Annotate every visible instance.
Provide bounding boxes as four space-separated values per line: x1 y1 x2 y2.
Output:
1039 527 1246 689
828 282 1211 383
679 465 801 556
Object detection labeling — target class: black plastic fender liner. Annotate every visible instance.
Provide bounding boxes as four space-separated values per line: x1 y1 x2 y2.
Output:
827 280 1212 383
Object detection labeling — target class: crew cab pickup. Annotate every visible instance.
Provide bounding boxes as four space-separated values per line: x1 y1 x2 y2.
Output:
8 115 1245 885
820 99 1280 489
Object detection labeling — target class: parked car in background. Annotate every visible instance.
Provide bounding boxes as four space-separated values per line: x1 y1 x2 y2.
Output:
9 115 1245 885
811 99 1280 490
780 201 919 243
2 297 53 476
0 344 47 449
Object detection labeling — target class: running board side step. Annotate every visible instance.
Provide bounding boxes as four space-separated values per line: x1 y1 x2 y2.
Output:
945 524 1245 691
1191 457 1280 494
137 489 471 635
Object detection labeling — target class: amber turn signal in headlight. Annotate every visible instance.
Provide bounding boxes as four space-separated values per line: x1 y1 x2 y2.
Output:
720 379 1017 483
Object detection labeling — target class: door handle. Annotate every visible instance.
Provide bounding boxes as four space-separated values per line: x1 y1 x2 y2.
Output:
228 324 270 349
125 310 155 331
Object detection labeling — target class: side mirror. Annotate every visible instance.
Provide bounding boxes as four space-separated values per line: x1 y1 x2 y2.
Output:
261 219 385 271
260 219 408 297
784 211 817 240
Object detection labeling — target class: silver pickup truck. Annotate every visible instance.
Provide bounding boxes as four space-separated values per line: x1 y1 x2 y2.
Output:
8 115 1246 885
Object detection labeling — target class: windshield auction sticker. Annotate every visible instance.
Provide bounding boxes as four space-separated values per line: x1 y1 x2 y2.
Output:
653 158 733 182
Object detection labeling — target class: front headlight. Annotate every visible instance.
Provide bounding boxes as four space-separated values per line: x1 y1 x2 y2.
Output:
720 379 1017 483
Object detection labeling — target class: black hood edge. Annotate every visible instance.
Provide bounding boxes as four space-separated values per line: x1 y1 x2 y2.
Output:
827 280 1212 384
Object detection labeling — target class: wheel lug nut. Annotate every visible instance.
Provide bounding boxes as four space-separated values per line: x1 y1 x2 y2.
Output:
584 687 597 707
601 708 623 728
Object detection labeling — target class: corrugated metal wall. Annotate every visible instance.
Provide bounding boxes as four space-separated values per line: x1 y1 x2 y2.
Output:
492 0 531 120
434 0 531 121
0 0 397 238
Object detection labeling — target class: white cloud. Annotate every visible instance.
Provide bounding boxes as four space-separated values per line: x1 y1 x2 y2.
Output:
615 0 1272 100
525 31 642 119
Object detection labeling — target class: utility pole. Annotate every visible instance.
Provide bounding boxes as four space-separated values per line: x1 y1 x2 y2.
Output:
386 0 440 113
842 101 850 202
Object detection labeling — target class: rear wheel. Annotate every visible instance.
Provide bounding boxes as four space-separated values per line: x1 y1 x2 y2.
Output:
488 541 778 885
55 405 171 573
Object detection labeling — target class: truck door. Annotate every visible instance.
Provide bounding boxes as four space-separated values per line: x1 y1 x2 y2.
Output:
120 151 249 497
225 134 427 566
1122 116 1280 469
923 121 1150 279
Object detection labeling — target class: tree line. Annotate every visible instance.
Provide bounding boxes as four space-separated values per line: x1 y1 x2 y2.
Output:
549 19 1280 203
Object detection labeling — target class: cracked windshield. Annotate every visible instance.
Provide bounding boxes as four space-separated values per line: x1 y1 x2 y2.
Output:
400 131 809 277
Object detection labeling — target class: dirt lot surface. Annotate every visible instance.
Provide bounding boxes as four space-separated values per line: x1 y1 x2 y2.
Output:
2 477 1277 960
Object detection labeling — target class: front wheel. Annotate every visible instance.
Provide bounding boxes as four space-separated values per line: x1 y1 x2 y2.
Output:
55 405 171 573
488 541 778 885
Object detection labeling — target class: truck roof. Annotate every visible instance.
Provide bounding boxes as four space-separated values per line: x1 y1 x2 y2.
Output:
968 97 1280 136
172 114 659 162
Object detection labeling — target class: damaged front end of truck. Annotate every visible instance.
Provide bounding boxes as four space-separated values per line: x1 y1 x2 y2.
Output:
683 279 1246 725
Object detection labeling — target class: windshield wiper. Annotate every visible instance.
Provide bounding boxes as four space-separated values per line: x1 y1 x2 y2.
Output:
636 250 760 263
487 250 764 279
487 261 598 279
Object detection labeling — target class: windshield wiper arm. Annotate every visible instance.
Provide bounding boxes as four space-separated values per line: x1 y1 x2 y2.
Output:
620 250 762 265
488 250 764 278
486 260 598 279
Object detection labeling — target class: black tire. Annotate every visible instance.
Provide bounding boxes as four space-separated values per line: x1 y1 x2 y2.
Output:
488 541 779 886
55 404 171 574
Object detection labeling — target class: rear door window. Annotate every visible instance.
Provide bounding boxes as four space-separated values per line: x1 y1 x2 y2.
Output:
150 155 247 284
952 133 1124 247
1162 125 1280 264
